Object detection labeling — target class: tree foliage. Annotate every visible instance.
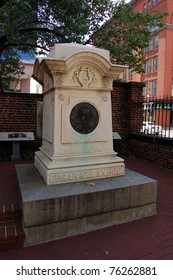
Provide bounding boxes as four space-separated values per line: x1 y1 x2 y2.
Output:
0 0 114 53
0 0 167 91
0 0 114 90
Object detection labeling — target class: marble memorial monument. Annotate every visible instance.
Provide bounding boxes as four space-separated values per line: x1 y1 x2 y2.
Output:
16 44 157 246
33 43 125 185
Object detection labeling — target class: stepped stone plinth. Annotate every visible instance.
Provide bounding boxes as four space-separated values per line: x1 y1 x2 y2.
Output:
16 164 157 246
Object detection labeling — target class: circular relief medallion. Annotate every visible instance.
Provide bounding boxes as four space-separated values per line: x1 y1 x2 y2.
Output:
70 102 99 134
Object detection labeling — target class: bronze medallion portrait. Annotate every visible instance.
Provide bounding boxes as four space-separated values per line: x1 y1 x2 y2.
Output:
70 102 99 134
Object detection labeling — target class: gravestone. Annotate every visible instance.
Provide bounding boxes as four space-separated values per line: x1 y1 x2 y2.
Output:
33 43 125 185
16 44 157 246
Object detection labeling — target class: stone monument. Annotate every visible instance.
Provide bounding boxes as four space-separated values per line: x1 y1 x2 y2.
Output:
33 43 125 185
16 44 157 246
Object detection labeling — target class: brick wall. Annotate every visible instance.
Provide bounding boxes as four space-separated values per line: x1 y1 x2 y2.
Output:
0 83 145 160
112 82 173 172
111 82 130 140
129 136 173 171
0 92 43 161
0 92 43 133
4 83 173 168
1 83 144 140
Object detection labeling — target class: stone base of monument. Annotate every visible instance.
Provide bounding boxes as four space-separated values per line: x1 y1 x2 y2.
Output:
16 164 157 247
35 150 125 185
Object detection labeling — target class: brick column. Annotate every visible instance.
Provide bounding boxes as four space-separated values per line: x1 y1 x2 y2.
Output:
112 81 144 141
128 82 145 135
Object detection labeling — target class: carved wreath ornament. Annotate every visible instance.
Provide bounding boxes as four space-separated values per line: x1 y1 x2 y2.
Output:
72 66 97 87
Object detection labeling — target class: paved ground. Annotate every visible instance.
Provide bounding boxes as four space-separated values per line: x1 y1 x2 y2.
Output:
0 157 173 260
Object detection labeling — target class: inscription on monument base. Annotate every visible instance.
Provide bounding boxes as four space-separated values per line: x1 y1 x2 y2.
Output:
48 165 125 185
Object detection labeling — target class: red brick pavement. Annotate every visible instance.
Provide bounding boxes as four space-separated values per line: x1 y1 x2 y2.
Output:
0 157 173 260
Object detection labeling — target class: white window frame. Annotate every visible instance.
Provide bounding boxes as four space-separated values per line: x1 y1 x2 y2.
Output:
152 80 157 96
148 59 152 73
154 35 159 49
143 3 147 12
147 81 151 96
128 68 133 79
123 70 127 80
149 39 153 51
148 0 151 10
153 56 158 72
152 0 156 6
143 63 146 74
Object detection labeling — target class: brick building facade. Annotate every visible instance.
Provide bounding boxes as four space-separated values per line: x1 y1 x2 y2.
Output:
122 0 173 98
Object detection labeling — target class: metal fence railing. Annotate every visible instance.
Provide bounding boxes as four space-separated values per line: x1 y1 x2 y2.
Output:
137 97 173 139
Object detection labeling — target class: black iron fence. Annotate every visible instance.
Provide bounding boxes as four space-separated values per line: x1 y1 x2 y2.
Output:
135 97 173 138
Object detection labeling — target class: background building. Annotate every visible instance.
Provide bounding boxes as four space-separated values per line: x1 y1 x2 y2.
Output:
2 52 37 93
122 0 173 98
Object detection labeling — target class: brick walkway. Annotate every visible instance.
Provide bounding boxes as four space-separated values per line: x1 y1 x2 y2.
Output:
0 157 173 260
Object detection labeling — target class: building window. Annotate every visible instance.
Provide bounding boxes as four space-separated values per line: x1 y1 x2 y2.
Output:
1 78 10 92
9 79 21 91
143 63 146 74
143 3 147 12
143 86 146 96
1 78 21 92
149 39 153 51
152 80 157 96
148 59 152 73
154 35 159 49
153 56 158 71
128 68 133 79
146 81 151 96
152 0 156 6
143 46 148 54
148 1 151 10
123 70 127 80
